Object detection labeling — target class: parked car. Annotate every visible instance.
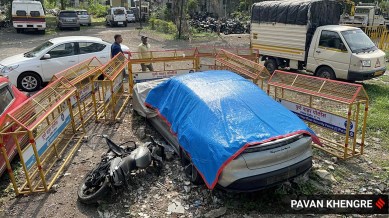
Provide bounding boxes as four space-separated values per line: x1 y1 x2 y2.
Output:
133 71 319 191
75 10 91 26
12 0 46 33
106 7 127 27
0 76 29 176
57 10 80 30
126 10 136 23
0 36 130 92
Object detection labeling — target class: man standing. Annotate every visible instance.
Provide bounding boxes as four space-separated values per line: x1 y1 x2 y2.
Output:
138 36 154 71
111 34 123 58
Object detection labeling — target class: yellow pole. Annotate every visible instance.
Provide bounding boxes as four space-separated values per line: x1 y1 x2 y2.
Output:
0 135 20 195
344 104 353 159
28 130 48 192
360 102 368 155
76 93 86 133
353 102 360 156
67 99 77 133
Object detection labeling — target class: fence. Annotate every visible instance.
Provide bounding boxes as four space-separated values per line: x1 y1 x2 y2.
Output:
267 70 369 159
0 77 85 195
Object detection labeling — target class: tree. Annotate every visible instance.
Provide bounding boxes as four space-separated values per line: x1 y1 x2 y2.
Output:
187 0 198 16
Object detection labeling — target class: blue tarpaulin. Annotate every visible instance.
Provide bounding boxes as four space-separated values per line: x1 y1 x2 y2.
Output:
145 70 319 189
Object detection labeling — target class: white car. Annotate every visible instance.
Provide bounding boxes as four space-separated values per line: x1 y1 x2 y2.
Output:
126 11 136 23
0 36 129 92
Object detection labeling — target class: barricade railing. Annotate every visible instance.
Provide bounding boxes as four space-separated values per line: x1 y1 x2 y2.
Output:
196 46 259 71
128 47 260 93
215 49 270 89
0 77 85 195
364 25 386 46
128 48 198 93
94 52 129 122
267 70 369 159
378 30 389 50
51 57 103 126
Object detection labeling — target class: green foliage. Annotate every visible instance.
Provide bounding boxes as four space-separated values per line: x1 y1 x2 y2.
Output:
150 5 173 22
187 0 198 16
88 4 108 18
149 18 177 34
44 0 57 9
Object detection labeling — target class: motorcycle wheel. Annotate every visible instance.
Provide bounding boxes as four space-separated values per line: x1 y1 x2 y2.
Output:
77 164 110 204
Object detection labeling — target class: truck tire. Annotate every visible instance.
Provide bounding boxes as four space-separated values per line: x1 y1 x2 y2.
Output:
316 66 336 80
264 59 278 74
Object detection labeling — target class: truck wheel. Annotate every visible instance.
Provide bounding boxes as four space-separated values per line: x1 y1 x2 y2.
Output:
264 59 278 74
316 66 336 80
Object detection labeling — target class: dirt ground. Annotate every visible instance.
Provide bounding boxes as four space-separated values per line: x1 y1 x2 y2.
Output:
0 25 388 218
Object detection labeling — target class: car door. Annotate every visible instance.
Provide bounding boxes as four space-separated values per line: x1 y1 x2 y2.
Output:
313 30 351 77
77 42 110 64
40 42 78 81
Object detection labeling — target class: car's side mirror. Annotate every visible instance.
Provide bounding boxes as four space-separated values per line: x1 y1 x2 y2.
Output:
42 54 51 59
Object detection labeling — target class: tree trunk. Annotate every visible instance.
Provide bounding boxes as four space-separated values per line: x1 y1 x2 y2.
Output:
173 0 189 39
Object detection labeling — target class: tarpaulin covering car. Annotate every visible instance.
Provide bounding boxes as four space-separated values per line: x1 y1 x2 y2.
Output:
145 71 320 189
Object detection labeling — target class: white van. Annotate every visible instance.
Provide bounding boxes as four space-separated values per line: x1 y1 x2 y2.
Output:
12 0 46 33
106 7 127 27
251 0 386 81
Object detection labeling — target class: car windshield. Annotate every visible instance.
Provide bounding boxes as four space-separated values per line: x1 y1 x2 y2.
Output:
24 41 54 57
0 85 14 116
341 29 377 53
114 9 125 15
60 12 77 17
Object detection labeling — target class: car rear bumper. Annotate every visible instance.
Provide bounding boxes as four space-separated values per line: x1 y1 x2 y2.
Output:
78 19 91 24
219 157 312 192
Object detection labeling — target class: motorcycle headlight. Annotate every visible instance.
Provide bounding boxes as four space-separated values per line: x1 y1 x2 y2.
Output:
1 64 19 74
361 60 371 67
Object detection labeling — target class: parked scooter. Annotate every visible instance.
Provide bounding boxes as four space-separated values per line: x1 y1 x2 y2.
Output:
77 135 164 204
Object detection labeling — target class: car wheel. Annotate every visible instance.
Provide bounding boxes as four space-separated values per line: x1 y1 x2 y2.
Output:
316 66 336 80
124 22 127 27
88 23 91 26
16 29 21 33
17 72 42 92
76 27 80 31
264 58 278 74
180 149 203 185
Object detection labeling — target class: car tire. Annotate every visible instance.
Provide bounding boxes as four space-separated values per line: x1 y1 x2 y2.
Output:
16 29 21 33
180 149 204 185
264 58 278 74
316 66 336 80
76 27 80 31
88 23 91 26
124 22 127 27
17 72 42 92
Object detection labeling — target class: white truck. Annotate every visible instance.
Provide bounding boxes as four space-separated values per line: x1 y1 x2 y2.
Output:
340 4 386 28
251 0 386 81
12 0 46 33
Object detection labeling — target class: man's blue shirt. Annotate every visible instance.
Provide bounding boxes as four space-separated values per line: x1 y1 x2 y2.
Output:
111 42 122 58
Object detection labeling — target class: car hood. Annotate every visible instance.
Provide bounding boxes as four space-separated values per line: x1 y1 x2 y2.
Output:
0 53 33 67
121 44 130 52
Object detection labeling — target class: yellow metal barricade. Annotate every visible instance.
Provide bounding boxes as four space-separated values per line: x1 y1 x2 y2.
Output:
128 48 198 94
267 70 369 159
196 46 259 71
378 30 389 50
94 53 129 122
51 57 103 126
364 26 387 47
215 49 270 89
0 77 85 195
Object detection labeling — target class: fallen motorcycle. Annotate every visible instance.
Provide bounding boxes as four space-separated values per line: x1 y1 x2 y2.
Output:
77 135 164 204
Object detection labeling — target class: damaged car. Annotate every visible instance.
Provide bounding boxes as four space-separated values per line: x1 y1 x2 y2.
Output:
132 70 320 191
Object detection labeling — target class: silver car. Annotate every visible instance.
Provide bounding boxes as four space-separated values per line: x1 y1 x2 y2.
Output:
57 10 80 30
132 78 313 191
76 10 91 26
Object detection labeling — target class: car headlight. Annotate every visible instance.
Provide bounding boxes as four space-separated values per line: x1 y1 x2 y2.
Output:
361 60 371 67
1 64 19 74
